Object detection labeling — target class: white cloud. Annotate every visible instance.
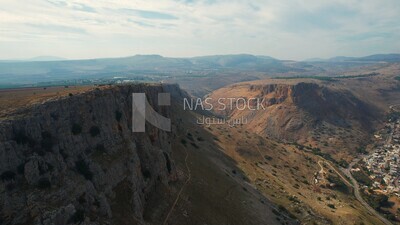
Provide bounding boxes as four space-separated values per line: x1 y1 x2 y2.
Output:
0 0 399 60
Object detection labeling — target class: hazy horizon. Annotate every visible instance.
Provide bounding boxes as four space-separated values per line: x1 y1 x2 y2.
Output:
2 52 400 62
1 0 400 61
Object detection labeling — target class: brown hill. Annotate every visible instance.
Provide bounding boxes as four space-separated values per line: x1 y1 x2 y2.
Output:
207 79 384 159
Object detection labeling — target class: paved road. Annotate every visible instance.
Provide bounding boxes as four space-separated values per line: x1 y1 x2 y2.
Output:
315 154 392 225
313 105 398 225
339 116 396 225
317 156 352 187
341 159 393 225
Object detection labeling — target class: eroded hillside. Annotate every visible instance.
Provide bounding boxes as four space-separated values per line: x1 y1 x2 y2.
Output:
0 84 294 225
207 79 385 160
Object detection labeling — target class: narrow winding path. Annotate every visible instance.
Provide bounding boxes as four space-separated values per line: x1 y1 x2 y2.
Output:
340 116 396 225
321 108 397 225
312 151 391 225
162 132 192 225
317 157 352 187
341 159 393 225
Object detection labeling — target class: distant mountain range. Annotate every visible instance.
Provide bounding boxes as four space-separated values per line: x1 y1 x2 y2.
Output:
0 54 288 85
0 53 399 87
0 56 67 62
305 53 400 62
28 56 67 61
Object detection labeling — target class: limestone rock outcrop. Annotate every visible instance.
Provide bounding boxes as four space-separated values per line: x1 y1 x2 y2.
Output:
0 84 183 225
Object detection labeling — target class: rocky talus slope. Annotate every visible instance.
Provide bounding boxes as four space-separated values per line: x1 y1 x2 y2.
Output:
0 84 182 225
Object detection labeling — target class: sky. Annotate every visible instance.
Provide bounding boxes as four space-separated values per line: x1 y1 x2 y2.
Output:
0 0 399 60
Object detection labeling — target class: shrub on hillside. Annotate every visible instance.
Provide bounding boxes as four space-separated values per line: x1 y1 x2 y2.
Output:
327 204 335 209
90 126 100 137
71 123 82 135
1 171 16 182
115 110 122 122
37 177 51 189
41 131 55 152
75 160 93 180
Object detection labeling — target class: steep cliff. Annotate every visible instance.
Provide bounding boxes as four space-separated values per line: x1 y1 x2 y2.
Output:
0 84 183 225
207 81 382 158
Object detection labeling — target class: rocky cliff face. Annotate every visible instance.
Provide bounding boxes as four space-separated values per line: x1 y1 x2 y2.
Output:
248 82 379 128
0 84 183 225
208 81 382 156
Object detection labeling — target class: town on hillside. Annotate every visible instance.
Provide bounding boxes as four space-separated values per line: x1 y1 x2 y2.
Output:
361 110 400 196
